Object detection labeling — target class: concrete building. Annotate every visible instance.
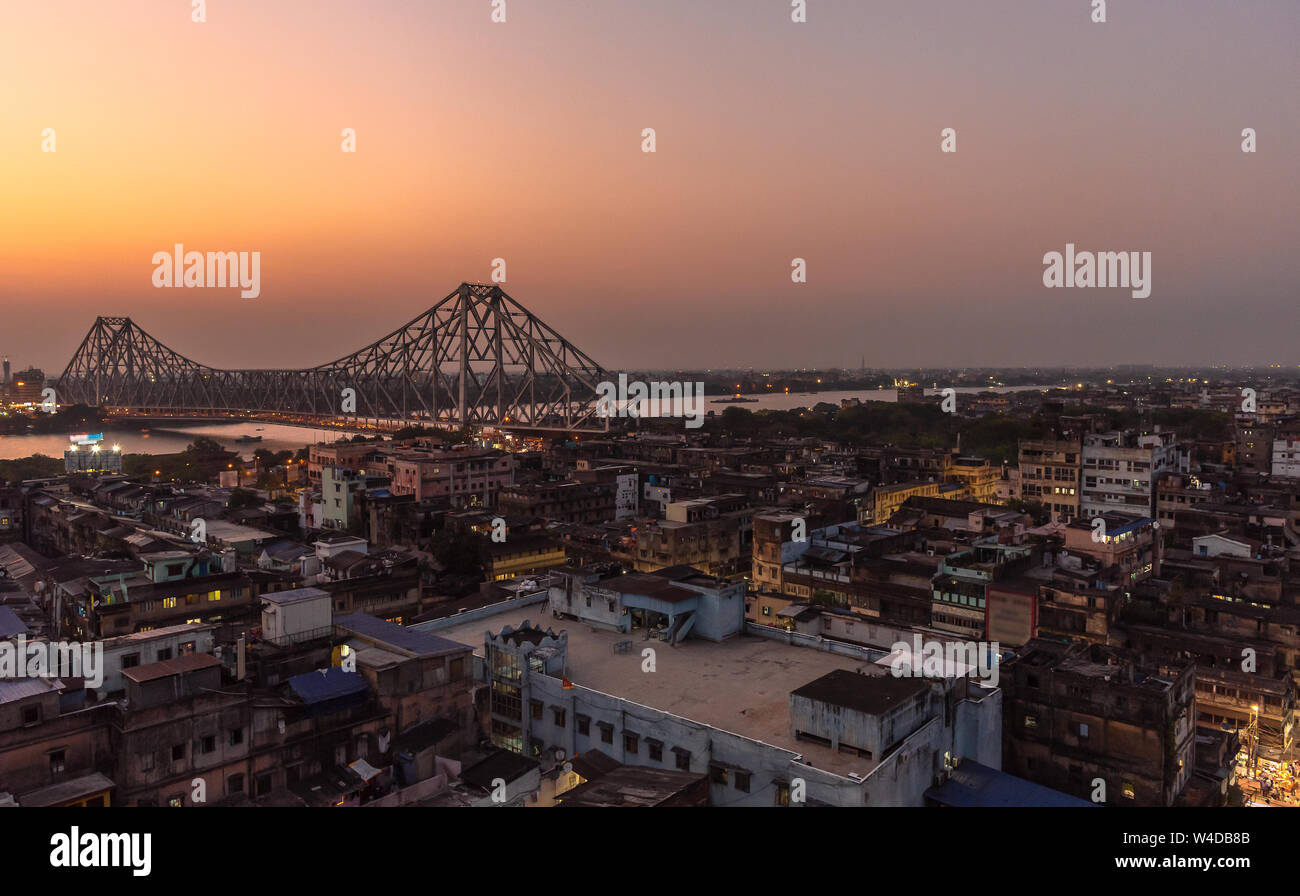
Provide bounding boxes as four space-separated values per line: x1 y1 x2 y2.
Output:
260 587 334 647
549 565 745 643
1018 438 1082 522
387 447 514 506
633 500 751 578
1236 420 1274 474
1062 513 1158 584
425 610 1001 807
335 612 475 753
1080 430 1182 519
1272 426 1300 478
92 622 217 699
1001 639 1196 806
930 540 1035 638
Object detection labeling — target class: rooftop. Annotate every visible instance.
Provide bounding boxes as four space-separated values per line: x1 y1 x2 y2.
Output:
557 764 707 807
123 652 222 684
336 612 469 659
432 608 900 778
790 669 931 716
926 759 1094 808
261 586 331 606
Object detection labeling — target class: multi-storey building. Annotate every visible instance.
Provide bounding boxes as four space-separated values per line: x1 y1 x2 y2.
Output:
1272 424 1300 478
945 455 1000 505
1235 420 1274 475
1080 430 1181 519
1018 438 1082 522
497 480 616 525
386 448 514 506
1001 639 1196 807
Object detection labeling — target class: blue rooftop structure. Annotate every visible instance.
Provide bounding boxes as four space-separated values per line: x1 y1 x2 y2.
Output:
924 760 1096 807
288 668 370 718
0 606 27 639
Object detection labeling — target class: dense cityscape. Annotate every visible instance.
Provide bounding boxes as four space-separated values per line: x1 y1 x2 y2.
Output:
5 0 1296 881
3 352 1299 811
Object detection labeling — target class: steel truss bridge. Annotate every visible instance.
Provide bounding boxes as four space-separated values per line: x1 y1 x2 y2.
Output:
57 283 611 433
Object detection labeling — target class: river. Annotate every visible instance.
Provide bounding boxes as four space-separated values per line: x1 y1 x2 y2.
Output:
0 385 1062 460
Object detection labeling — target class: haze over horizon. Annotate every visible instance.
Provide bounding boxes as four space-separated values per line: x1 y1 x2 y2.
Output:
2 0 1297 374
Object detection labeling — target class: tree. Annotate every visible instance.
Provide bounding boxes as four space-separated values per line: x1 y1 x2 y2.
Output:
430 527 488 579
0 454 63 483
187 436 224 454
1006 499 1050 526
227 488 262 511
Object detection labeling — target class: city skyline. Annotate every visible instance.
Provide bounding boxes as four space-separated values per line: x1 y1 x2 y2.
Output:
1 1 1296 372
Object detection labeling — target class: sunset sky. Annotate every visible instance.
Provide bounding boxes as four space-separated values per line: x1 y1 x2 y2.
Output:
1 0 1296 373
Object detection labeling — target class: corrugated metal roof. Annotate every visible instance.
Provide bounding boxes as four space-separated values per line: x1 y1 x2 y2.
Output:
123 652 221 684
262 586 331 605
0 677 63 704
336 613 467 658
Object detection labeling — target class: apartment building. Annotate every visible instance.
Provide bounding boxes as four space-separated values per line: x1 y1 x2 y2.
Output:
1272 425 1300 478
1080 430 1182 519
387 448 515 506
1001 639 1196 807
1018 438 1082 522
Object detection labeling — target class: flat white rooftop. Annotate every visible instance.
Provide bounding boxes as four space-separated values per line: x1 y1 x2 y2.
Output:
434 609 894 777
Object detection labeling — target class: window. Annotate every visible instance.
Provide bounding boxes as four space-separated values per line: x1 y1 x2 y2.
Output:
1122 781 1136 800
624 733 639 754
256 774 273 797
157 647 173 661
21 704 39 726
229 727 244 746
552 707 566 727
49 750 66 776
449 657 465 680
122 653 140 669
1023 714 1038 730
576 714 590 736
228 774 245 794
141 752 154 772
530 699 544 721
709 763 729 786
172 744 186 762
200 735 216 754
735 771 751 793
1078 722 1089 738
674 748 691 771
598 722 614 745
776 782 790 807
647 740 663 762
